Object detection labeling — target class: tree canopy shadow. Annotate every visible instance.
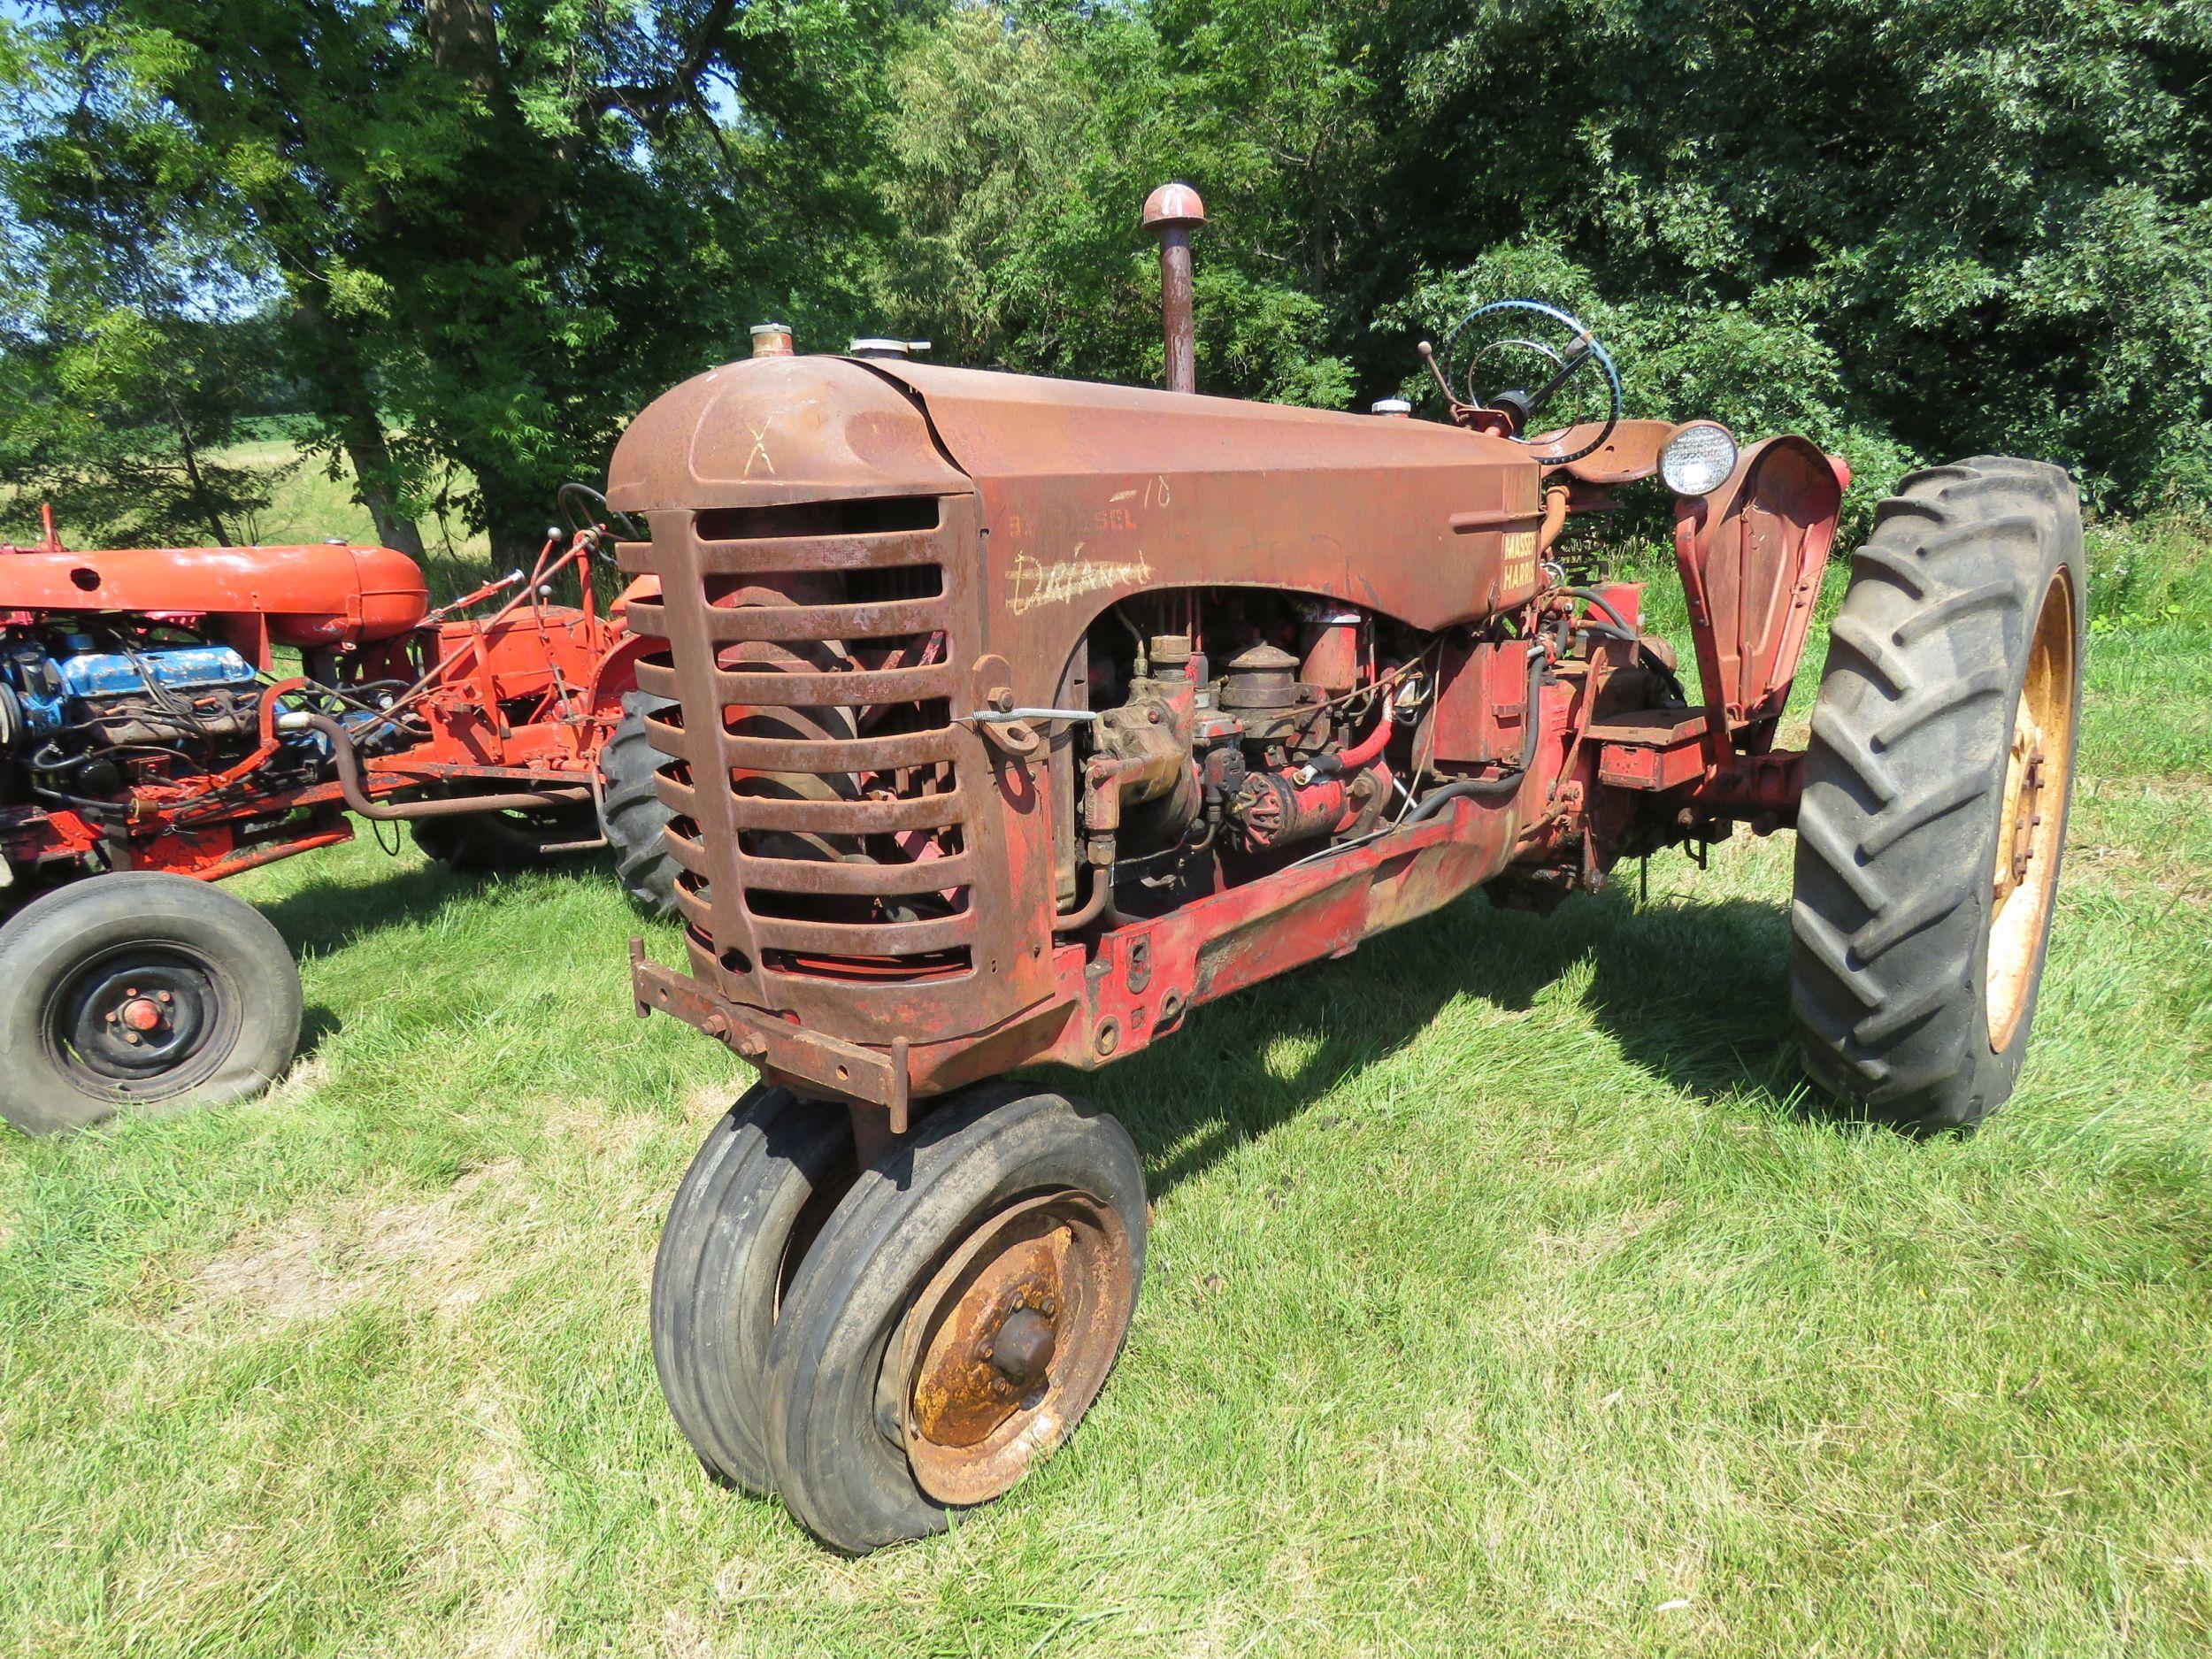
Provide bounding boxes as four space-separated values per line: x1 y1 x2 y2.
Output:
251 849 627 1064
1063 879 1815 1197
243 837 1819 1190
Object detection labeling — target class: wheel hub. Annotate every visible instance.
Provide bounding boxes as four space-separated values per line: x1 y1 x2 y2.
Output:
987 1307 1057 1393
117 995 165 1034
895 1189 1134 1506
54 954 218 1087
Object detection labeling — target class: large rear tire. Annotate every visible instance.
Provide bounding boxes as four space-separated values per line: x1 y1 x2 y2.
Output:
0 872 303 1135
596 691 679 917
1792 456 2084 1132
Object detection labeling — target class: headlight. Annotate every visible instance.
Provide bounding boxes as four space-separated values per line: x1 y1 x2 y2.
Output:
1660 422 1739 497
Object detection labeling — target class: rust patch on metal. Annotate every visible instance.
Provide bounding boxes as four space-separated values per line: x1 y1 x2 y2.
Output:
898 1190 1134 1506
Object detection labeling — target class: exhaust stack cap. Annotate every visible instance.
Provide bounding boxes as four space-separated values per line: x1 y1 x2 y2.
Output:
1141 181 1208 231
1144 182 1207 396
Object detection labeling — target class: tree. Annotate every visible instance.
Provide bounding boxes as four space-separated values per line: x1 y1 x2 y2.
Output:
871 2 1356 407
872 0 2212 516
6 0 903 563
1 19 284 547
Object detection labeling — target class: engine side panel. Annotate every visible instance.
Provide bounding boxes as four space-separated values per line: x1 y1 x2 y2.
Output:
608 355 1558 1086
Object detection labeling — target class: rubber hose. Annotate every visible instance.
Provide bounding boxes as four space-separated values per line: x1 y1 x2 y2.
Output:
300 713 593 820
1407 647 1547 821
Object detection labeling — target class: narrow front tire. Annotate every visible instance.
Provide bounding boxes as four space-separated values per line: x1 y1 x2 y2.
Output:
765 1086 1147 1553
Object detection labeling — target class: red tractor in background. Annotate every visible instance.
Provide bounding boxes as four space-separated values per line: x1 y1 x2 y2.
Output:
0 493 676 1133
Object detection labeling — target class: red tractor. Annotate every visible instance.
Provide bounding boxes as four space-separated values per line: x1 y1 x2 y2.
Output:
0 493 674 1133
611 185 2084 1551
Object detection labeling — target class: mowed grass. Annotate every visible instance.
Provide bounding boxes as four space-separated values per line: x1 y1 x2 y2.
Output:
3 478 2210 1656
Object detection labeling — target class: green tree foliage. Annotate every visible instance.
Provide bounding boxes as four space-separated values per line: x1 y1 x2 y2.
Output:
872 0 2212 514
1360 0 2212 511
4 0 900 561
5 0 2210 545
0 14 286 546
0 300 290 549
872 2 1356 406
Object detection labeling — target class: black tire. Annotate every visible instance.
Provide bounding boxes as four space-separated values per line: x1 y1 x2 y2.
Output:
650 1085 854 1493
597 691 679 917
1792 456 2085 1132
0 872 303 1135
766 1086 1147 1554
411 799 600 873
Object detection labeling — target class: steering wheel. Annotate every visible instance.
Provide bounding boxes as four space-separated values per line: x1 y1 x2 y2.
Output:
556 480 643 544
1431 298 1623 466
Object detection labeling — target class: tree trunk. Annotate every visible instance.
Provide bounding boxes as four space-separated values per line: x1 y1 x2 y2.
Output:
485 487 551 575
160 385 233 546
341 421 429 564
288 291 428 563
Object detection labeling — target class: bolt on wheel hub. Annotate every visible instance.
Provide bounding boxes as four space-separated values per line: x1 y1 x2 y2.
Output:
895 1188 1134 1506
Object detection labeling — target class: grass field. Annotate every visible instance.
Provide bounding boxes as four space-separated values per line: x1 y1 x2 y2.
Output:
3 464 2209 1656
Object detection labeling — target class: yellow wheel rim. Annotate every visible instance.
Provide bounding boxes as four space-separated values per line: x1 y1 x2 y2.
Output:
1985 569 2078 1049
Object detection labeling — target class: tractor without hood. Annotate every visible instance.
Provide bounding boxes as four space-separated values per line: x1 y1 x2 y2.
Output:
618 184 2084 1552
0 492 680 1133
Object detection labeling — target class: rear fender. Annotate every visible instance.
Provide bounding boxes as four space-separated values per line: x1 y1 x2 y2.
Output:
1671 434 1841 757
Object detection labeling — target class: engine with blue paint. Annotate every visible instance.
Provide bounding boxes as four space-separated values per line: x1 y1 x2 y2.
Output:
0 634 266 755
8 643 260 737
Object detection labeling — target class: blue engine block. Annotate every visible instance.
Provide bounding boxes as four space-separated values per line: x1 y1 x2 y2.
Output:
10 643 260 736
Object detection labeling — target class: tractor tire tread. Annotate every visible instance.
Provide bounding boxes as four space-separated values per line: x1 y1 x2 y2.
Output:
650 1085 851 1494
1791 454 2082 1131
598 692 680 918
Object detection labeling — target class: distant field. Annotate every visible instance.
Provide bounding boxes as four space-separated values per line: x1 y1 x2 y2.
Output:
1 486 2208 1655
214 435 496 588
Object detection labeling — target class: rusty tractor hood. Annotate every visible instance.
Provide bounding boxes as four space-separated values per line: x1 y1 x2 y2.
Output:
608 354 1543 641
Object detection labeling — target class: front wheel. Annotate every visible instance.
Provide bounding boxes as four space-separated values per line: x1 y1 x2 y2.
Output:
765 1086 1147 1553
650 1085 855 1493
0 872 304 1134
1792 456 2084 1132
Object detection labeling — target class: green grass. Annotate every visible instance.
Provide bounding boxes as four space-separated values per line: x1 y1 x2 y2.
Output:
3 500 2209 1657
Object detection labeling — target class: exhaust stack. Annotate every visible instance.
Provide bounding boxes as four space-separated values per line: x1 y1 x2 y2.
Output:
1141 182 1206 395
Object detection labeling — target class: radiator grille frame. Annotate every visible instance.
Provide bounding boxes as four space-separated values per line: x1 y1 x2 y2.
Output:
622 493 1042 1035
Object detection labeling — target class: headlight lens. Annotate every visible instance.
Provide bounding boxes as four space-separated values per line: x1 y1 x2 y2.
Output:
1660 422 1739 496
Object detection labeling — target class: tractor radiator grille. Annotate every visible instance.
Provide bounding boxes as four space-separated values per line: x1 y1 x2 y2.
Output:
624 495 987 1006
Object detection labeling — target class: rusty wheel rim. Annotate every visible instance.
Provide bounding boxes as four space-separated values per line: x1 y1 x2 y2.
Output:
1985 568 2078 1051
895 1189 1134 1507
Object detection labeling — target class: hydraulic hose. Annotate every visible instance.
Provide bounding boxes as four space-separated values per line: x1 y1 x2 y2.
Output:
1301 701 1394 780
299 712 592 821
1562 586 1689 705
1407 645 1547 822
1564 586 1636 636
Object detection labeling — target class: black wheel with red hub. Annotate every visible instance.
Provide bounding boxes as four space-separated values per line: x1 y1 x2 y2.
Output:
0 872 303 1135
764 1085 1146 1553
